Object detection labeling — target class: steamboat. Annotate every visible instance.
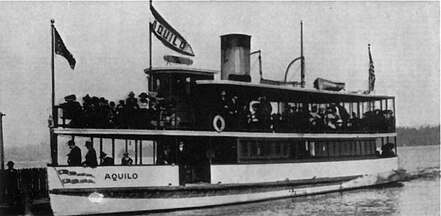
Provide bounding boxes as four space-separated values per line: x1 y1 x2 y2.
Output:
47 6 403 216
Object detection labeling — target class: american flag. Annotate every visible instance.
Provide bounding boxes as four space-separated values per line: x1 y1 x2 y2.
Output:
368 44 375 93
54 27 76 70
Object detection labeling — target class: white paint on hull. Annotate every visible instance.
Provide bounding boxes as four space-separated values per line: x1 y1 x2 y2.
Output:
50 170 401 216
47 166 179 189
211 157 398 184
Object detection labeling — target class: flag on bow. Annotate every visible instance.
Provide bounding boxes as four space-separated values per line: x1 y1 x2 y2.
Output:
368 44 375 93
150 5 195 57
54 27 76 70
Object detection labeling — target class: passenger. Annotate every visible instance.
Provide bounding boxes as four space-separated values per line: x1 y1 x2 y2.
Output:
298 106 311 131
121 152 133 165
365 110 377 131
115 100 127 129
60 94 82 128
176 141 191 184
138 92 150 109
336 103 350 128
282 105 295 131
271 113 282 132
164 99 180 127
228 95 240 130
336 119 344 131
176 141 187 165
386 110 395 131
97 97 112 128
108 101 117 128
325 106 338 130
5 161 19 209
309 106 321 122
126 91 139 128
237 104 251 131
248 103 260 131
217 90 230 116
67 140 82 166
82 94 93 127
257 96 272 130
156 148 171 165
82 141 98 168
148 97 160 128
138 93 150 129
349 112 360 131
380 143 395 158
99 152 114 166
291 106 301 130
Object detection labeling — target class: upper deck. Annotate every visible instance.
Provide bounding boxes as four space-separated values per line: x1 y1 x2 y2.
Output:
56 67 396 136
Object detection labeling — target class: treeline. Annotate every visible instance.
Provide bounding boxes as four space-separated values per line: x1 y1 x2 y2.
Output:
397 125 440 146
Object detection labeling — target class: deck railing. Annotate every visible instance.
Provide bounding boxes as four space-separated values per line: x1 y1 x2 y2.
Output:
55 106 396 134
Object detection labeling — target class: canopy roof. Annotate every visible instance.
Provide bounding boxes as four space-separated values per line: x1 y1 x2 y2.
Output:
144 67 219 76
196 80 394 103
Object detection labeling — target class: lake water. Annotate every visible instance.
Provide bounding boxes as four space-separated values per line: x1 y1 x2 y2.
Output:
146 145 440 216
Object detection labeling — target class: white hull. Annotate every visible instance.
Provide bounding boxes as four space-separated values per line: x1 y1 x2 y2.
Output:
50 170 402 215
48 157 403 215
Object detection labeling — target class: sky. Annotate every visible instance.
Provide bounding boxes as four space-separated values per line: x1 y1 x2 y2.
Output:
0 1 439 148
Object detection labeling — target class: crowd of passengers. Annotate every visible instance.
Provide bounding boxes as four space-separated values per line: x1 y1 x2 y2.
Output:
215 91 395 132
59 90 395 133
59 92 179 129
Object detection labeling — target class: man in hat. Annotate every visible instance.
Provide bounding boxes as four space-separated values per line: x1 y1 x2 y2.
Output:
121 152 133 165
99 152 114 166
126 91 139 128
67 140 82 166
60 94 82 128
82 141 98 168
5 161 19 208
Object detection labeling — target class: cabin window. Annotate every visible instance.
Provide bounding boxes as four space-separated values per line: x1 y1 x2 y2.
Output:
239 140 292 162
315 141 326 157
211 138 237 164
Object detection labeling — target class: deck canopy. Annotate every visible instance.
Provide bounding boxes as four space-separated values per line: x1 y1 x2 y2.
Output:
144 67 219 76
196 80 394 103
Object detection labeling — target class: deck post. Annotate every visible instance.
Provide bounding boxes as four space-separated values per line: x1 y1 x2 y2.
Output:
99 138 103 164
125 139 128 153
139 140 143 165
135 140 138 164
112 138 115 161
152 140 156 164
0 112 5 170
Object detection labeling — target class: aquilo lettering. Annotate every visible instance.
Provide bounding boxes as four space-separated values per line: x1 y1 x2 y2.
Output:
104 173 139 181
152 20 185 50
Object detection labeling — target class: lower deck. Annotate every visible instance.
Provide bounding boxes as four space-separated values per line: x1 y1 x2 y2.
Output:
47 157 399 188
47 157 402 216
51 129 397 185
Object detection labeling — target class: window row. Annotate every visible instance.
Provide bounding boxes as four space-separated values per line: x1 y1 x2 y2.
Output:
238 139 389 162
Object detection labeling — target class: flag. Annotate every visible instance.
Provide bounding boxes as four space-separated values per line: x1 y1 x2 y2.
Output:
368 44 375 93
54 27 76 70
150 5 195 57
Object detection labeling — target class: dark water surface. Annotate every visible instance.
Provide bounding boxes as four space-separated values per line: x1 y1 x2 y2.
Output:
147 145 440 216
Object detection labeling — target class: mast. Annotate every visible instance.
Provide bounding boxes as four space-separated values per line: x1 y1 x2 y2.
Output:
300 20 305 88
51 19 55 124
283 21 304 84
149 0 153 71
50 19 58 165
0 112 5 170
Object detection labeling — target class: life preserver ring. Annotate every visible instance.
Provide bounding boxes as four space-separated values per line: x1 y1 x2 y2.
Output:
213 115 225 132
